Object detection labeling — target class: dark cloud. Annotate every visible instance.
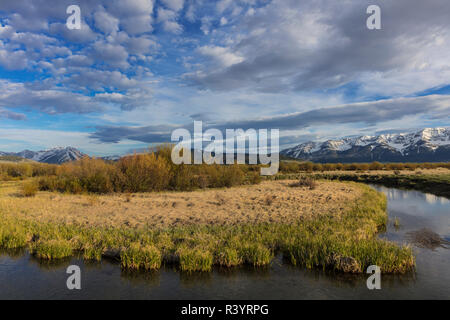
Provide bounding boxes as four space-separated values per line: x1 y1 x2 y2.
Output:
279 134 319 146
89 124 183 143
89 95 450 143
374 128 422 135
0 109 26 120
213 95 450 130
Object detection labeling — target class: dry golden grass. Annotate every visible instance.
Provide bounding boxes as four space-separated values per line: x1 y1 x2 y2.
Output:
0 180 361 228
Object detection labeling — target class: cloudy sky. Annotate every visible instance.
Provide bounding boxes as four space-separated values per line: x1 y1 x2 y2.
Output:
0 0 449 155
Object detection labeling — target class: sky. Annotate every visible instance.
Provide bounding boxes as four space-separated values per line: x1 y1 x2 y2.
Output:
0 0 449 156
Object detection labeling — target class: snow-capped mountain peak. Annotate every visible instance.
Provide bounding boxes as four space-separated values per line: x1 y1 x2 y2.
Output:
1 147 85 164
281 128 450 163
30 147 85 163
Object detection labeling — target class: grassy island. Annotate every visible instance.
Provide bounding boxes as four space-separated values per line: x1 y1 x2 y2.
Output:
0 177 414 273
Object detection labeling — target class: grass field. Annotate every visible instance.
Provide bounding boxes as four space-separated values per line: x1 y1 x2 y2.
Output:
0 179 415 273
0 180 361 228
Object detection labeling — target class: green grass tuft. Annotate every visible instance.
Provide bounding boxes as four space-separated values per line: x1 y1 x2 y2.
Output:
121 243 162 270
240 243 273 267
216 247 242 267
32 239 73 260
83 244 103 261
178 247 213 272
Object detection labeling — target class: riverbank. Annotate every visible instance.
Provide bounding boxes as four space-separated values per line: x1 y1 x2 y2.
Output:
272 169 450 199
319 173 450 199
0 180 414 273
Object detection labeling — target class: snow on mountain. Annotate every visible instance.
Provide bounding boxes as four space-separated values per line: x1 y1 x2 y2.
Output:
281 128 450 163
100 155 122 161
16 150 39 159
31 147 85 164
2 147 86 164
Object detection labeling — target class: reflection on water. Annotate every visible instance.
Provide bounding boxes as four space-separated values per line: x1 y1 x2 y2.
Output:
376 185 450 206
0 186 449 300
372 185 450 239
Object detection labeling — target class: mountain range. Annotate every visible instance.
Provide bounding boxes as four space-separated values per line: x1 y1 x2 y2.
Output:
281 128 450 163
0 147 85 164
1 128 449 164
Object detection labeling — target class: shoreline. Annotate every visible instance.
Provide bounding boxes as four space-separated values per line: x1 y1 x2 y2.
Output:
271 170 450 199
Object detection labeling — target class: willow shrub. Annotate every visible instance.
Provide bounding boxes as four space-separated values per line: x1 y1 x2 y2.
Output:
0 162 58 181
37 146 252 194
116 152 173 192
279 161 450 173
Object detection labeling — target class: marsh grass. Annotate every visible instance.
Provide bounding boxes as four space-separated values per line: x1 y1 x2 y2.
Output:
0 230 28 249
0 184 415 273
216 247 242 267
239 243 273 267
178 247 213 272
393 217 401 230
121 243 162 270
83 244 103 261
32 239 73 260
